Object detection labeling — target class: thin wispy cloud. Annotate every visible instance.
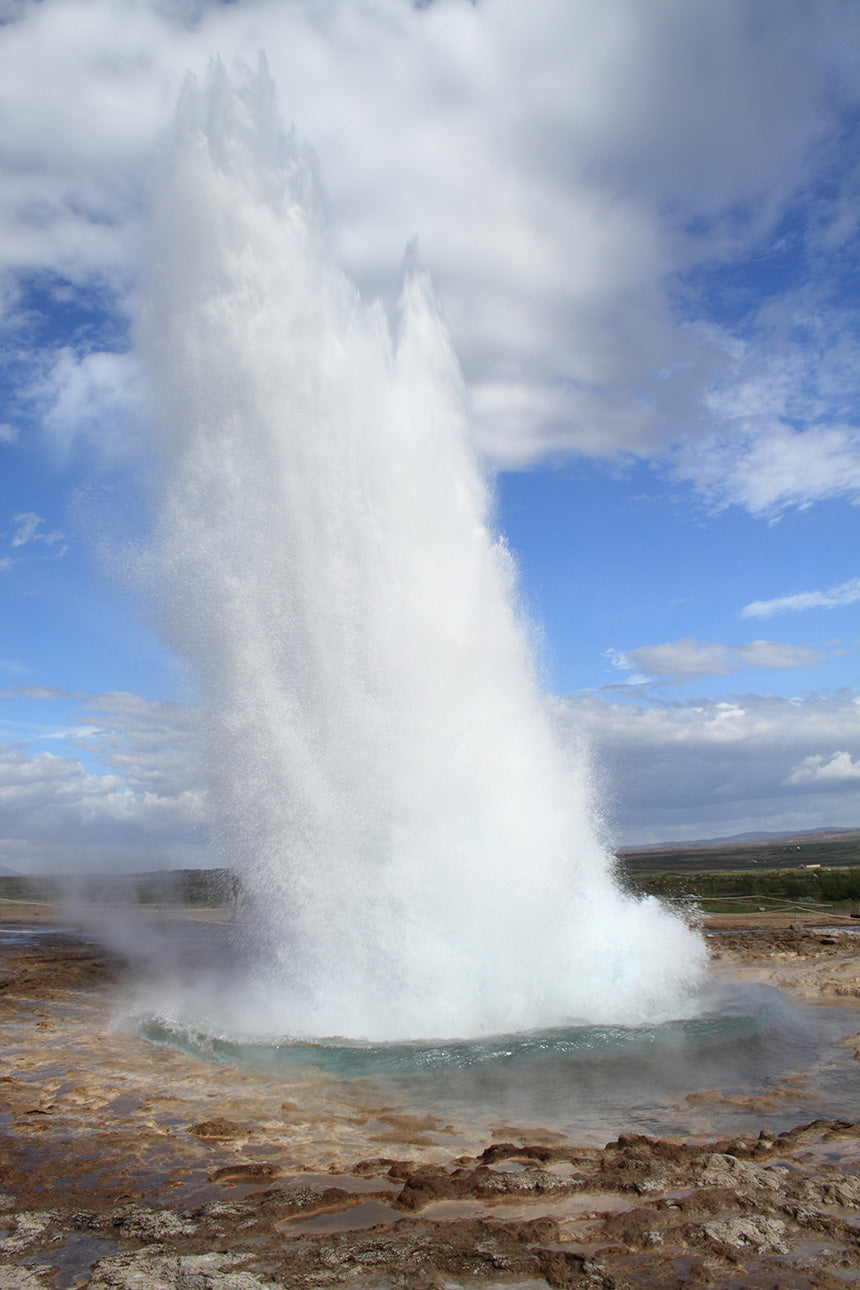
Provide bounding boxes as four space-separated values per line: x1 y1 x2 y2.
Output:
1 685 69 700
602 648 651 687
608 636 825 684
11 512 65 548
742 577 860 619
0 656 29 675
4 512 68 565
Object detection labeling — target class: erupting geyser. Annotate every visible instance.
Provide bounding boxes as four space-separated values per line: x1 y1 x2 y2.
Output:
141 62 707 1041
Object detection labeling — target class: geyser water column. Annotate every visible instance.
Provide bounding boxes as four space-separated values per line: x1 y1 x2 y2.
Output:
140 61 708 1041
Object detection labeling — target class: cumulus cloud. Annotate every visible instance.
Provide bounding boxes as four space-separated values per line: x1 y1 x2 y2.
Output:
611 636 824 684
785 750 860 787
0 0 858 509
555 689 860 843
36 347 145 464
742 576 860 619
0 689 206 872
72 690 202 797
0 745 206 873
2 676 856 865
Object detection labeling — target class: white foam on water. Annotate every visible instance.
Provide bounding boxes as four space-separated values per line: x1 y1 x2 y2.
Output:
139 60 708 1041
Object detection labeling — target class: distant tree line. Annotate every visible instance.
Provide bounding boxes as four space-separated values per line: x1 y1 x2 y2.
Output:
0 869 239 907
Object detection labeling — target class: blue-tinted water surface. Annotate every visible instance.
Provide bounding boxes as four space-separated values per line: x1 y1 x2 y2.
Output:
136 981 860 1140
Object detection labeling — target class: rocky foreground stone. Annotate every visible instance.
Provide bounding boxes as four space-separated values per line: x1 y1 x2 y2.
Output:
1 915 859 1288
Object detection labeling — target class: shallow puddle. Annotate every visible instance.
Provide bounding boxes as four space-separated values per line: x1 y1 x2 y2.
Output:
275 1184 640 1238
276 1197 403 1235
29 1232 121 1288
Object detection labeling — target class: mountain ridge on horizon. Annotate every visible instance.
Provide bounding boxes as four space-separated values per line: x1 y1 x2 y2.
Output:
622 825 860 853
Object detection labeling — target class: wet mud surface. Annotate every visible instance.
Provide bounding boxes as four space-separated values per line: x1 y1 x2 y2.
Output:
1 912 860 1288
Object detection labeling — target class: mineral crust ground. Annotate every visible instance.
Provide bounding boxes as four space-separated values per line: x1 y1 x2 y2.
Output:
1 901 860 1289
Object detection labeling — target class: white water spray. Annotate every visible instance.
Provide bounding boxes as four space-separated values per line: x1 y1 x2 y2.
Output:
141 62 707 1041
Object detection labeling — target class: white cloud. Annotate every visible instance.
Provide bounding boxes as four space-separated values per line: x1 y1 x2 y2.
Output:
602 647 651 687
0 744 205 869
734 641 823 671
555 689 860 843
3 513 68 565
0 0 857 508
742 577 860 620
614 636 824 683
1 676 857 864
0 688 206 871
626 639 734 681
0 684 68 700
0 423 17 444
676 423 860 517
73 690 202 797
10 512 64 548
785 750 860 787
36 347 144 463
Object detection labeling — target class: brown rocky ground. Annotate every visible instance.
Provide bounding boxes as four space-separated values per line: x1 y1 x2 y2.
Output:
706 917 860 1007
0 904 859 1289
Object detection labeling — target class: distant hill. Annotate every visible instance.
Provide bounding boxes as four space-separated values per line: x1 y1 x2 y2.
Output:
628 826 858 850
619 827 860 874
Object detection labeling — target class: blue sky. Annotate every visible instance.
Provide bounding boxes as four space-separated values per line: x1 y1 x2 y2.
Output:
1 0 859 870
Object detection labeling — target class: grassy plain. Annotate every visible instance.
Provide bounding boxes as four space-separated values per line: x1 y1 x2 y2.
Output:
618 827 860 921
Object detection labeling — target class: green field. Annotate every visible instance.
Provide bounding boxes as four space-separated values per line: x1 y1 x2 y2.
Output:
617 828 860 914
1 828 858 915
0 868 237 908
